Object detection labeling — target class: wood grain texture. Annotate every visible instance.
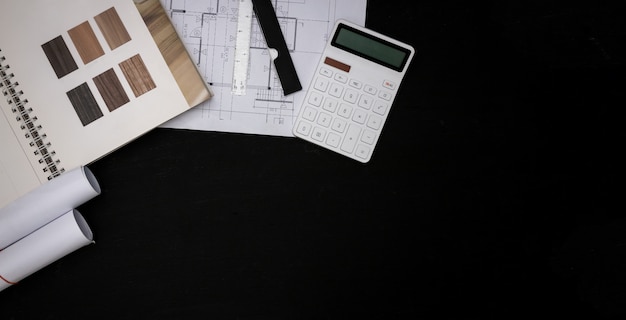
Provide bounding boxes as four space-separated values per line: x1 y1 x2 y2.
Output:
68 21 105 64
94 7 132 50
119 54 156 97
135 0 212 107
41 36 78 78
66 82 103 126
93 68 129 111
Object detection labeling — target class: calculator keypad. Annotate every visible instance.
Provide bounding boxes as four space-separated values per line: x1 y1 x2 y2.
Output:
294 65 396 163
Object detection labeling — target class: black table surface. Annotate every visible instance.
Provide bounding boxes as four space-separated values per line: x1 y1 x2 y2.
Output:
2 1 625 319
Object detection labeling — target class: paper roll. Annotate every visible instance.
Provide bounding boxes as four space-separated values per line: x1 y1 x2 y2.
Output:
0 166 100 249
0 209 94 292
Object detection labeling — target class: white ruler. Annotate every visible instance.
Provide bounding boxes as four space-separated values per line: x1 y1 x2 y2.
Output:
232 0 254 95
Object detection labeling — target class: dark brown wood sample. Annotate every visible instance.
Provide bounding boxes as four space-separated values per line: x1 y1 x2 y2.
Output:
66 82 103 126
93 68 130 111
41 36 78 78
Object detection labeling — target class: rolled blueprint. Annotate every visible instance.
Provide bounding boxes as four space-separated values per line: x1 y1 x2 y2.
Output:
0 209 94 292
0 166 100 249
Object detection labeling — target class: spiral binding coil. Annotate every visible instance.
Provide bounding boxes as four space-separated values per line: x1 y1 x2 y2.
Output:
0 49 64 180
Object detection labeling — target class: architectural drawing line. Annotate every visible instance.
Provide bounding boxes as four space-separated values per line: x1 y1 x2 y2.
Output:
159 0 367 137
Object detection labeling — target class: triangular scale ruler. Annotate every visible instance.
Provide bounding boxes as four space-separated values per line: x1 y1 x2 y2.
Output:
232 0 253 95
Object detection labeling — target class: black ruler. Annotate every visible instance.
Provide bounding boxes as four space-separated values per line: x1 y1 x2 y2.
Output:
251 0 302 95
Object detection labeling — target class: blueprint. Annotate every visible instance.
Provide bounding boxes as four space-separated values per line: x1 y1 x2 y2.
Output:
159 0 367 137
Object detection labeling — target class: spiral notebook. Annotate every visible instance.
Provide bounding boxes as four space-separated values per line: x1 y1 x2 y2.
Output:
0 0 212 209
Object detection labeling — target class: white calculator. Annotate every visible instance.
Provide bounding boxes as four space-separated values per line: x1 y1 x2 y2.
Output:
293 19 415 163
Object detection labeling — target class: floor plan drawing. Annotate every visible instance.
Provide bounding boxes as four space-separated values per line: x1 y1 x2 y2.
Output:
159 0 367 136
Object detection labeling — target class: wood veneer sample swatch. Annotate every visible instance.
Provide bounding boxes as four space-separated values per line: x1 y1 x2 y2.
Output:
68 21 105 64
94 7 131 50
93 68 130 111
119 54 156 97
41 36 78 78
135 0 212 107
66 83 103 126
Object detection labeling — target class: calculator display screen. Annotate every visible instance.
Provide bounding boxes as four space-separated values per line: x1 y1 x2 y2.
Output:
332 23 410 72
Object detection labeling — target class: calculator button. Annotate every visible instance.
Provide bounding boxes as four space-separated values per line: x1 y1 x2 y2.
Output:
334 74 348 83
328 83 344 98
355 144 371 160
349 79 362 89
372 100 388 115
343 89 358 103
314 77 329 92
340 124 361 153
326 132 341 148
352 109 367 124
319 67 332 77
382 79 396 90
311 127 326 142
295 120 312 136
363 84 377 95
308 91 324 106
317 112 332 127
302 106 317 122
331 117 346 133
378 91 392 101
361 129 376 145
357 95 373 110
337 103 353 118
366 114 383 130
322 98 338 113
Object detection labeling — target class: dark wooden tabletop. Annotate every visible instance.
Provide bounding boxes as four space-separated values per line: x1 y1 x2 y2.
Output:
2 1 625 319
